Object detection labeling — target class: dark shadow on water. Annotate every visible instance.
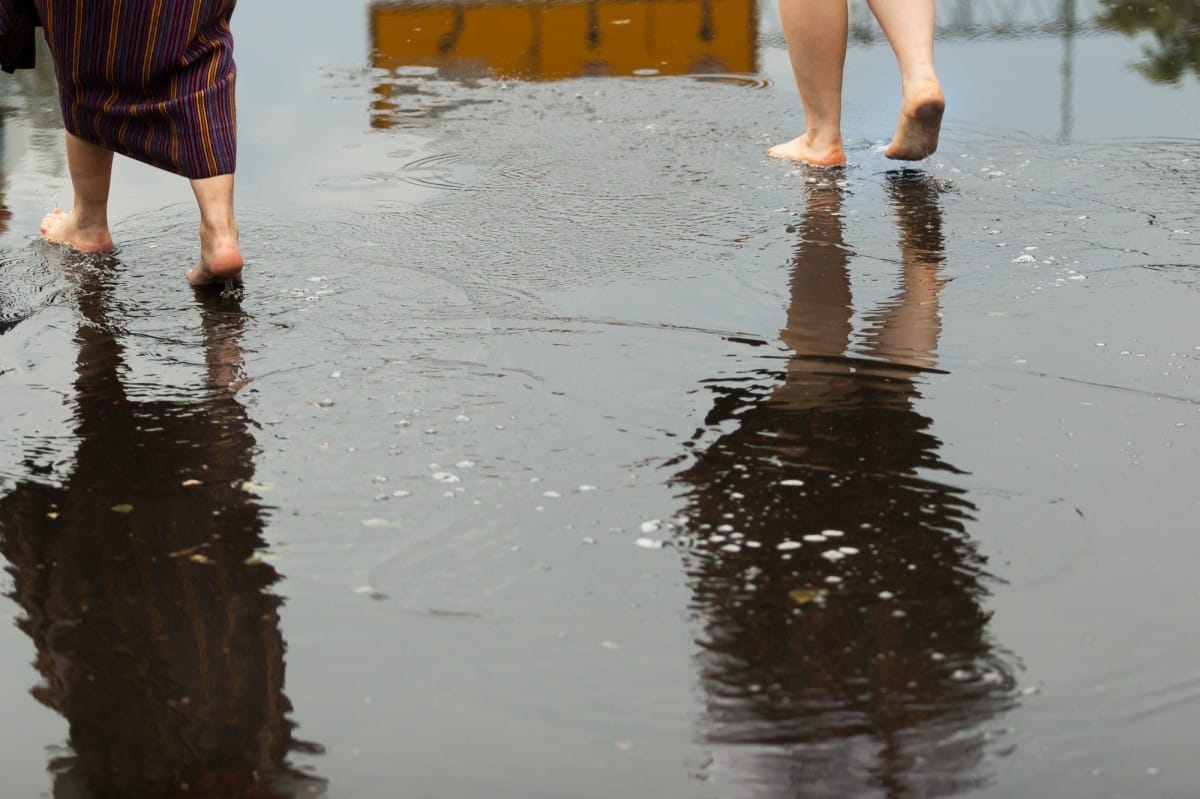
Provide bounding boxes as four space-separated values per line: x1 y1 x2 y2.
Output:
0 254 325 798
672 172 1020 797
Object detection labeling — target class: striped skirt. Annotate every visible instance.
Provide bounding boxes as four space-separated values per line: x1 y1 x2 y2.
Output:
31 0 237 179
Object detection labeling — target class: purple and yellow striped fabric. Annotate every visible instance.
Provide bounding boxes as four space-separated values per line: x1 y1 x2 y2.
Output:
32 0 238 179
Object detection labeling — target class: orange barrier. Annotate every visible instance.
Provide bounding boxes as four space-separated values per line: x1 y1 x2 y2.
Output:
370 0 757 80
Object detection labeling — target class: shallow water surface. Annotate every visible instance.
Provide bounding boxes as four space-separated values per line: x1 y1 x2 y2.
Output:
1 0 1198 797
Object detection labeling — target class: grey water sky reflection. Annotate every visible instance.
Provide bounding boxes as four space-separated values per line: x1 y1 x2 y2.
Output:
674 173 1019 797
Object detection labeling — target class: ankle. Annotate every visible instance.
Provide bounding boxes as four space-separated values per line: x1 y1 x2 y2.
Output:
71 206 109 233
901 72 943 99
806 129 846 157
200 220 239 244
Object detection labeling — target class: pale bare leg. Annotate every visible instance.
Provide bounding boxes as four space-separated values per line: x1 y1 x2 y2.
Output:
768 0 849 167
186 174 243 287
40 133 116 253
868 0 945 160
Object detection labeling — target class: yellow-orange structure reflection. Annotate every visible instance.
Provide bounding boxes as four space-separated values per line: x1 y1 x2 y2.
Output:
370 0 757 81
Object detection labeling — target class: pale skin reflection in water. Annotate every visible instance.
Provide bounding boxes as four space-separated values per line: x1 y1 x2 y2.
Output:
0 260 323 798
675 172 1017 798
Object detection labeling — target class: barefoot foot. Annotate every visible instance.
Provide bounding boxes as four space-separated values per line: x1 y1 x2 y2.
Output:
768 134 847 168
885 82 945 161
39 209 115 253
187 229 243 287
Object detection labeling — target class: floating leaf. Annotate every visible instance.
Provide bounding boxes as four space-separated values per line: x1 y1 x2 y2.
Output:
111 503 134 514
789 588 828 606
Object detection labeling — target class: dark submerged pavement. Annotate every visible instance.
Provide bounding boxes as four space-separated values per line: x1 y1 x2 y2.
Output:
1 1 1198 796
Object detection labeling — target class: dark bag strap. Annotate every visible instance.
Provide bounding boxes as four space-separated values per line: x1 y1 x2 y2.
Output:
1 0 40 74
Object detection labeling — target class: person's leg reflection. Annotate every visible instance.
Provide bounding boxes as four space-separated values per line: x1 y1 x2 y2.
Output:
862 171 948 369
0 257 304 797
777 180 857 409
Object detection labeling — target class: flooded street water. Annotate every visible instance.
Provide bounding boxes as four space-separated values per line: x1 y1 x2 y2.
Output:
2 0 1199 796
